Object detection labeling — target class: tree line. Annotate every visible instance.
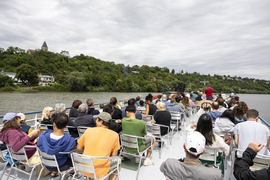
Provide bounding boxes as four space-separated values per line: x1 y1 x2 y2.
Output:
0 46 270 94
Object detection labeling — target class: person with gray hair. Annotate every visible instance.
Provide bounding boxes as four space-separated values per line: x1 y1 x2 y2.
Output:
86 98 100 116
55 103 66 113
53 103 78 138
75 103 96 127
123 96 130 109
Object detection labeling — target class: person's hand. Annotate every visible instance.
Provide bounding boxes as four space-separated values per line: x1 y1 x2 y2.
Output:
115 119 122 123
28 127 42 138
151 119 155 124
248 142 264 153
191 121 198 129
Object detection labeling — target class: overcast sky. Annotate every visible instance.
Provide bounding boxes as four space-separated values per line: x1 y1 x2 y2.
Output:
1 0 270 80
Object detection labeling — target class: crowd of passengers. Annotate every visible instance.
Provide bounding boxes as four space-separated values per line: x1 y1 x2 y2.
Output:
0 90 269 180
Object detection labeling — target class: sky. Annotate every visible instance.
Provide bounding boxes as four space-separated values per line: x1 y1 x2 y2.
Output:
1 0 270 80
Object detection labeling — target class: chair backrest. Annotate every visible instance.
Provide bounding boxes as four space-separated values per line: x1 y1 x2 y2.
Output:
38 149 59 168
200 146 223 166
6 145 36 166
170 111 182 120
77 126 89 137
71 152 96 175
120 134 140 153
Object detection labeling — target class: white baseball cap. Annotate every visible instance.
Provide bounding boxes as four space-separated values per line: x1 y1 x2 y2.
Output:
185 131 205 156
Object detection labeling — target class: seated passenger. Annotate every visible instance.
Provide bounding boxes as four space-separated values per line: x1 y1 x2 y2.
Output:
18 113 32 134
86 98 100 116
37 113 76 177
77 112 120 179
55 103 78 139
122 105 156 166
217 97 227 112
206 102 223 122
234 109 270 158
41 106 53 124
69 100 82 120
160 131 223 179
238 101 249 121
99 104 104 113
153 102 171 136
145 94 157 115
0 113 41 165
214 110 235 133
229 99 237 110
137 100 146 112
103 104 122 133
233 106 244 124
122 98 142 120
192 114 229 156
178 96 190 116
166 95 184 114
234 142 270 180
110 97 122 120
75 103 96 127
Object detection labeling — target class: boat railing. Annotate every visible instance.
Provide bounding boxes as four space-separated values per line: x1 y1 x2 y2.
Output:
258 116 270 129
0 101 118 119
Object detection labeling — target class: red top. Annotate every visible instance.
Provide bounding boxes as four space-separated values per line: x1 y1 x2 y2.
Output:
205 87 213 97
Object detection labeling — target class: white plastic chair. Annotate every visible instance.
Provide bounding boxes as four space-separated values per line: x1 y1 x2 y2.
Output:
0 145 8 180
146 123 170 159
119 134 153 180
6 145 41 180
169 111 184 136
70 152 121 180
37 149 74 180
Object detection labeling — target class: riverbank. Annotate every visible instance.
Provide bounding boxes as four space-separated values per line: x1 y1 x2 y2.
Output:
1 84 270 94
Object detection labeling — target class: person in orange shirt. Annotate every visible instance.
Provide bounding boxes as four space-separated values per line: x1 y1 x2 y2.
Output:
77 112 120 180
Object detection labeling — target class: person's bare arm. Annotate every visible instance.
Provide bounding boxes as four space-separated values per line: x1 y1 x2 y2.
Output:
145 105 149 115
234 134 239 147
267 137 270 149
110 151 118 157
77 144 84 151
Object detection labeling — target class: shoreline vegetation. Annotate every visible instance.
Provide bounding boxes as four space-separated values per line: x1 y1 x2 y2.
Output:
1 46 270 94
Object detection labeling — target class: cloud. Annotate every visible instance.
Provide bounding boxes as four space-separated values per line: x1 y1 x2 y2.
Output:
1 0 270 80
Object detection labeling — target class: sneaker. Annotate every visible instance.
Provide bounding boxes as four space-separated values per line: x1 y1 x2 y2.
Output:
143 159 154 166
135 157 140 163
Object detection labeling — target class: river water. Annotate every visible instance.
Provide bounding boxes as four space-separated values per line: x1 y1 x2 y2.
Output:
0 92 269 123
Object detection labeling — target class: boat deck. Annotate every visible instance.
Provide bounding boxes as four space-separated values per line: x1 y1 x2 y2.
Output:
0 114 234 180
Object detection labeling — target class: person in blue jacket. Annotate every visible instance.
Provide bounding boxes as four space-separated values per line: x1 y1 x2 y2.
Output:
37 112 76 177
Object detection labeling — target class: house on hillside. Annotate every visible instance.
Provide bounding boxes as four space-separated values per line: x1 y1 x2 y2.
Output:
39 75 54 86
1 70 54 86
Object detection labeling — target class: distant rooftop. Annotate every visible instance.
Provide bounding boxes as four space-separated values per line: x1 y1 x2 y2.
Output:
42 41 48 48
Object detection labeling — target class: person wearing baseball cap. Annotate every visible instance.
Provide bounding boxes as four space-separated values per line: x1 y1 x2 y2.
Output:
76 112 120 179
160 131 223 179
0 112 42 165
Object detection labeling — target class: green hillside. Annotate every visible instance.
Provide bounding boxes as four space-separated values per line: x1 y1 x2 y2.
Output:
1 46 270 94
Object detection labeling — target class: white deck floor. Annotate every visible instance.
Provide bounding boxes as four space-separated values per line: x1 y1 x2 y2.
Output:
0 114 234 180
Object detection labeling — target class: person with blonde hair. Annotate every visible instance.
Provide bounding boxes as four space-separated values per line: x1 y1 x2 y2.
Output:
41 106 53 124
17 113 32 135
153 102 171 136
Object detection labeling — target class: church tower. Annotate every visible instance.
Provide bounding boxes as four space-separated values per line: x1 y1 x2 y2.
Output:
41 41 48 51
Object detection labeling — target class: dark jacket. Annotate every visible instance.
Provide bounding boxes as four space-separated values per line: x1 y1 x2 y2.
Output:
75 113 96 127
88 108 100 116
37 129 76 167
69 108 79 118
234 147 270 180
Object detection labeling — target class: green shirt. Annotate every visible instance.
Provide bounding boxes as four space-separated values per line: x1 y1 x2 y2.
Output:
122 117 147 153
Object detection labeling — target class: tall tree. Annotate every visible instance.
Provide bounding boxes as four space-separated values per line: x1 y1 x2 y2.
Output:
15 64 39 85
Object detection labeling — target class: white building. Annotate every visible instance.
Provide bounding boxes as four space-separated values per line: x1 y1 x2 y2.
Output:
1 70 54 86
38 75 54 86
